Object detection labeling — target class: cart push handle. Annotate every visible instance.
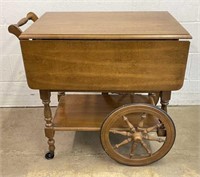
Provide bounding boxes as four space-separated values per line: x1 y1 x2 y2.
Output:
8 12 38 38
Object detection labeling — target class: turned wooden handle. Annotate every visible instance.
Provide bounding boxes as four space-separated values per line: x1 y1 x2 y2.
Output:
8 12 38 38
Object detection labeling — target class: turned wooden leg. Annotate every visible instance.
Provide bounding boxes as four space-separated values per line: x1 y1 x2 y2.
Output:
160 91 171 112
102 92 109 95
57 91 65 101
148 92 160 106
40 90 55 159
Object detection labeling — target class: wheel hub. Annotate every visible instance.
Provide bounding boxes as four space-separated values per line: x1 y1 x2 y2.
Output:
132 132 142 142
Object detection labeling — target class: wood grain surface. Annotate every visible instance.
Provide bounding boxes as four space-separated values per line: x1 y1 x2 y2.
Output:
20 40 190 91
19 12 191 39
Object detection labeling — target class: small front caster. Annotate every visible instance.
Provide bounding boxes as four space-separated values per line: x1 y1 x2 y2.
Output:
45 151 54 160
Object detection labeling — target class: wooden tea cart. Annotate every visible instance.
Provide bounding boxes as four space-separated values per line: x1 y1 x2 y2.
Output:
8 12 191 166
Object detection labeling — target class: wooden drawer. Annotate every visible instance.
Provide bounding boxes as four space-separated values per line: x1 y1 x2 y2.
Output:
20 40 190 91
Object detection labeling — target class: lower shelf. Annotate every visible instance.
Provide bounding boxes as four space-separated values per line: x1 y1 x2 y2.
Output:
53 94 152 131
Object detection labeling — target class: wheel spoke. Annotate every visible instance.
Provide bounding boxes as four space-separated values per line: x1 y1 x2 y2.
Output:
143 134 165 143
129 142 138 158
140 140 152 155
123 116 136 132
110 129 132 136
114 138 132 149
143 123 162 133
138 113 146 128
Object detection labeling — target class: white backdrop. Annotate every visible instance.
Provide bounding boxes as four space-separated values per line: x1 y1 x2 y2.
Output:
0 0 200 107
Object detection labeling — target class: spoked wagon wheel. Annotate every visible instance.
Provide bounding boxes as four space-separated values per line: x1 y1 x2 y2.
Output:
100 104 176 166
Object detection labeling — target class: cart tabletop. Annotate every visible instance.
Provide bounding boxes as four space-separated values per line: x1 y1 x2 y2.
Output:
19 11 191 40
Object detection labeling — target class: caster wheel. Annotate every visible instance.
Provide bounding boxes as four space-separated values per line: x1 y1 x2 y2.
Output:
101 103 176 166
45 151 54 160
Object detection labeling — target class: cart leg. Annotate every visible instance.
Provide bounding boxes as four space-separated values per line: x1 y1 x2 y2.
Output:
102 92 109 95
40 90 55 159
148 92 160 105
44 128 55 159
160 91 171 112
57 91 65 101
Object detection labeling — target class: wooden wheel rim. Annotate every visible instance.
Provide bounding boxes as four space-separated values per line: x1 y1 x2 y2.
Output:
100 103 176 166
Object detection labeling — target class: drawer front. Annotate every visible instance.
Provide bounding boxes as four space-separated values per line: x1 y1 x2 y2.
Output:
20 40 190 91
